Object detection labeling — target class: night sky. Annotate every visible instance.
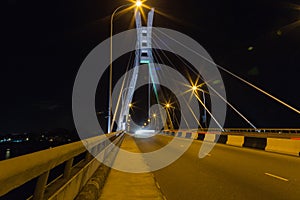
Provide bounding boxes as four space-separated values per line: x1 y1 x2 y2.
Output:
2 0 300 134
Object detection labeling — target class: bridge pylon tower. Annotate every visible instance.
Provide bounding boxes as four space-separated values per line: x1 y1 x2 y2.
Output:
117 8 162 131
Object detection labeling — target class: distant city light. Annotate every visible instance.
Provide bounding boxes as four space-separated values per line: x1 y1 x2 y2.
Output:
276 30 282 36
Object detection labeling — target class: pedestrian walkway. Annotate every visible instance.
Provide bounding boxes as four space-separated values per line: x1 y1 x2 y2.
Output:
99 134 164 200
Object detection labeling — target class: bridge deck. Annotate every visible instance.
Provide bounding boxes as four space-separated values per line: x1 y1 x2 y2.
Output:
99 134 164 199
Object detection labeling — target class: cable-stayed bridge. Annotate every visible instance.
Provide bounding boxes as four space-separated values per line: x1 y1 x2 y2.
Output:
1 4 300 200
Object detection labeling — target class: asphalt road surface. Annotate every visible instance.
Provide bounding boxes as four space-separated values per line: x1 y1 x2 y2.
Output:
134 135 300 200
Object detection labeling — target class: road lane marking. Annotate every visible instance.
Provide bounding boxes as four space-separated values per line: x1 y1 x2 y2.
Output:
264 173 289 182
155 181 161 189
198 153 211 157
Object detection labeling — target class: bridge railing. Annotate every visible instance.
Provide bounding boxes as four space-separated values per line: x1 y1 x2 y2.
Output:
189 128 300 134
0 131 124 200
161 128 300 156
164 128 300 138
177 128 300 134
223 128 300 134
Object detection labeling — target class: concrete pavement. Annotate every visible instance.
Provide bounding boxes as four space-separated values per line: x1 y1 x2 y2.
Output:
99 135 164 200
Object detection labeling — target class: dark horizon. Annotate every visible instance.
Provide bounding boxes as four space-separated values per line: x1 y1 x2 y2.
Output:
3 0 300 134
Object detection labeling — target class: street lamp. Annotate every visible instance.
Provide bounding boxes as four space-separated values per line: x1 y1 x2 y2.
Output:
152 113 157 131
191 82 225 131
136 0 142 7
108 1 143 133
192 83 207 128
164 102 174 130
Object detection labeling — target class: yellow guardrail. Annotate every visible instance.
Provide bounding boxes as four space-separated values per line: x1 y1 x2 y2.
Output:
0 131 124 199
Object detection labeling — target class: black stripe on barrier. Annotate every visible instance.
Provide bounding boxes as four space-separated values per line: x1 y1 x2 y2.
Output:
171 132 175 136
217 135 227 144
197 133 205 140
243 137 267 150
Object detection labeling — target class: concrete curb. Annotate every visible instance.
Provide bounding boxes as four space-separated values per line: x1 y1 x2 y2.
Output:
75 165 110 200
75 135 124 200
161 130 300 157
226 135 244 147
265 138 300 156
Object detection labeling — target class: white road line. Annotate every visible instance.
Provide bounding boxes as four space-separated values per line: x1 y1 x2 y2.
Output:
155 181 161 189
198 153 211 157
264 173 289 182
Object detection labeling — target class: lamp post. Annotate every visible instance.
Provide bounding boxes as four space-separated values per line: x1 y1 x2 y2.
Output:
192 84 207 128
192 83 224 131
201 91 207 128
165 103 174 130
152 113 157 131
108 1 142 133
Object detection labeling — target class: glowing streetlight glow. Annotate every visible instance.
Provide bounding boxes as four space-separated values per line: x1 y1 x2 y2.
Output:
148 119 151 122
136 0 142 7
248 46 254 51
129 103 133 108
166 103 170 108
153 113 156 118
144 123 147 126
192 85 198 91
